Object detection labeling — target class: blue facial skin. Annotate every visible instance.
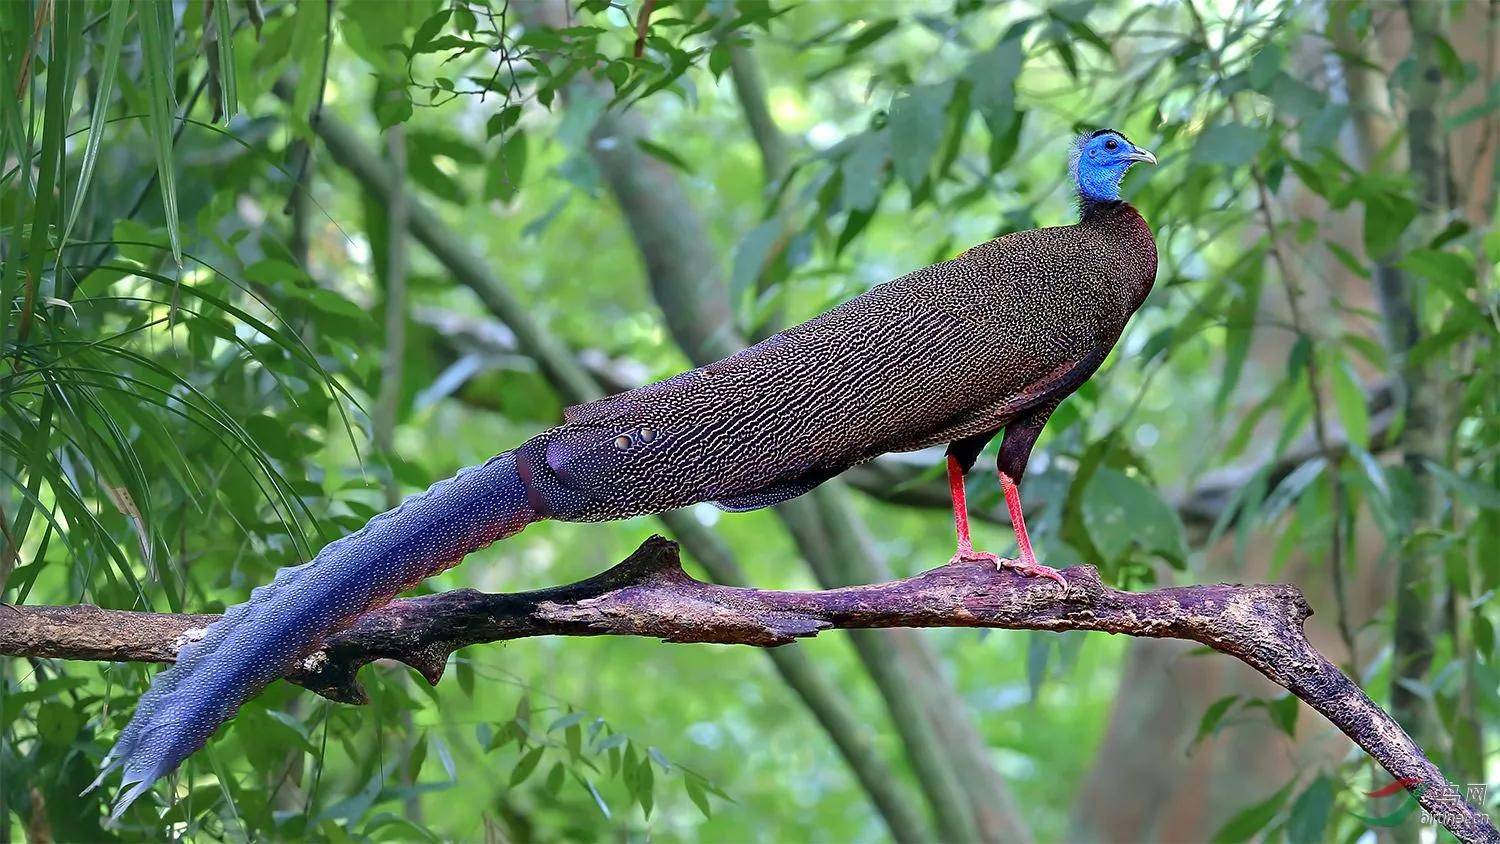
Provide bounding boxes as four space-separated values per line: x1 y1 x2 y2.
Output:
1073 131 1157 202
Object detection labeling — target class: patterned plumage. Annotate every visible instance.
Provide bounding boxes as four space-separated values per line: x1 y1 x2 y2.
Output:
96 128 1157 819
520 198 1156 521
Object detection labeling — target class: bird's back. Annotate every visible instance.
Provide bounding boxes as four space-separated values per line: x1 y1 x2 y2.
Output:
532 203 1156 520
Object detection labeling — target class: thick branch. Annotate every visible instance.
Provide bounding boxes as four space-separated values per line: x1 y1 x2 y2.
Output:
3 537 1494 842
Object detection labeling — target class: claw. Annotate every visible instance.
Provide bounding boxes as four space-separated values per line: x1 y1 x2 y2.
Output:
949 548 1002 566
1000 557 1068 593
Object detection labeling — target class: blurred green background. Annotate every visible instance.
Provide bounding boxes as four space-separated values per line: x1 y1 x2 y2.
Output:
1 0 1496 840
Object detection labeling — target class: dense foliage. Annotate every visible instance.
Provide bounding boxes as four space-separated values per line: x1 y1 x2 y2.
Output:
1 0 1495 840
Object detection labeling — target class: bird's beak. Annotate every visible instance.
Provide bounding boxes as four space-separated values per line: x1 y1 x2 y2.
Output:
1128 148 1158 166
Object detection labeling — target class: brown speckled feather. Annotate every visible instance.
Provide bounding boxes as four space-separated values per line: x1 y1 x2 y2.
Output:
94 188 1157 818
527 201 1157 521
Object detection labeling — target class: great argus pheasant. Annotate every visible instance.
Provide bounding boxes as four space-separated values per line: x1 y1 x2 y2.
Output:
92 128 1158 818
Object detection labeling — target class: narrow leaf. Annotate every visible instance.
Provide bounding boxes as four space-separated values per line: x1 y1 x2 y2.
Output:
213 0 238 121
62 0 130 247
138 0 183 264
510 747 543 786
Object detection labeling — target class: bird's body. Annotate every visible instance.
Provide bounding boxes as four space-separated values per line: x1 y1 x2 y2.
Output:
525 200 1156 521
95 129 1158 819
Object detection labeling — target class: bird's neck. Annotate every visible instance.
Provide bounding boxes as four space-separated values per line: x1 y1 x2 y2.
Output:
1078 199 1157 309
1078 196 1124 222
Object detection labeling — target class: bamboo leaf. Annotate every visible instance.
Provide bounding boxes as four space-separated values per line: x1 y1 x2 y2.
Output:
61 0 130 248
213 0 238 121
137 0 183 265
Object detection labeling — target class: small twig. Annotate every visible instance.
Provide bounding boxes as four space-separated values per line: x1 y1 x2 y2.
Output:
633 0 656 58
13 0 52 97
3 536 1495 841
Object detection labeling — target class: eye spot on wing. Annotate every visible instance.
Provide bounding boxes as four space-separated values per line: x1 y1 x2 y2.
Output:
638 426 656 443
614 435 632 450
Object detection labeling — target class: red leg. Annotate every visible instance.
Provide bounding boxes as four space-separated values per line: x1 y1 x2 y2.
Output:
999 471 1067 590
947 456 999 565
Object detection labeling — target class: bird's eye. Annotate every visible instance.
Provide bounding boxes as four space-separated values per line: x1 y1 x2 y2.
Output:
1105 138 1119 150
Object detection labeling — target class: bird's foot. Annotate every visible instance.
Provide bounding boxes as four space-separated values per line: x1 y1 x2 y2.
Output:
999 557 1068 593
949 548 1003 566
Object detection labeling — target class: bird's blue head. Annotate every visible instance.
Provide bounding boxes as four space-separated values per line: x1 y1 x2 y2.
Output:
1071 129 1157 203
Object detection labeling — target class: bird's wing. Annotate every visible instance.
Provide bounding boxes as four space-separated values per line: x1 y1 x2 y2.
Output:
545 235 1106 516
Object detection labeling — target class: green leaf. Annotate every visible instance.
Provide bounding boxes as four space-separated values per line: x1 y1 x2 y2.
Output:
987 108 1025 171
638 754 655 817
409 731 429 781
484 129 528 203
514 693 531 730
1287 776 1334 843
685 777 712 818
1267 72 1325 121
1472 612 1494 658
374 76 413 128
1426 460 1500 509
1192 695 1241 747
1325 241 1369 279
578 775 612 818
456 659 474 696
213 0 238 121
24 0 84 329
889 84 951 192
1210 782 1293 843
709 42 731 78
411 9 452 54
61 0 130 248
545 762 566 796
1082 467 1189 567
966 35 1023 132
1300 103 1347 151
1217 275 1262 410
843 19 898 56
548 711 586 733
1330 359 1369 449
36 701 79 746
1265 695 1299 738
1363 193 1418 257
289 0 330 120
1399 248 1475 306
840 131 888 212
1250 44 1283 88
731 219 783 301
486 105 523 140
137 0 183 264
636 138 694 174
1191 123 1267 167
1026 632 1051 702
510 747 544 786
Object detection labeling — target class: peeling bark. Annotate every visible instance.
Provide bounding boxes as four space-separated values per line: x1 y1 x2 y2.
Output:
4 537 1494 842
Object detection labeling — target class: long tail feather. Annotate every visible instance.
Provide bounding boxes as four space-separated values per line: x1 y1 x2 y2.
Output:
91 450 539 820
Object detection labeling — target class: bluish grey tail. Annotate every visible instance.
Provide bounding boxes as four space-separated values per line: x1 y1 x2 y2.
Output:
90 450 539 820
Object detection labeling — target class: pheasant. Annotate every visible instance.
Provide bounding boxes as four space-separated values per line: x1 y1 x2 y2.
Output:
94 128 1157 817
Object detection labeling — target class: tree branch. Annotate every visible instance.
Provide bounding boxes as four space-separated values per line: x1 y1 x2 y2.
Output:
4 537 1494 842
